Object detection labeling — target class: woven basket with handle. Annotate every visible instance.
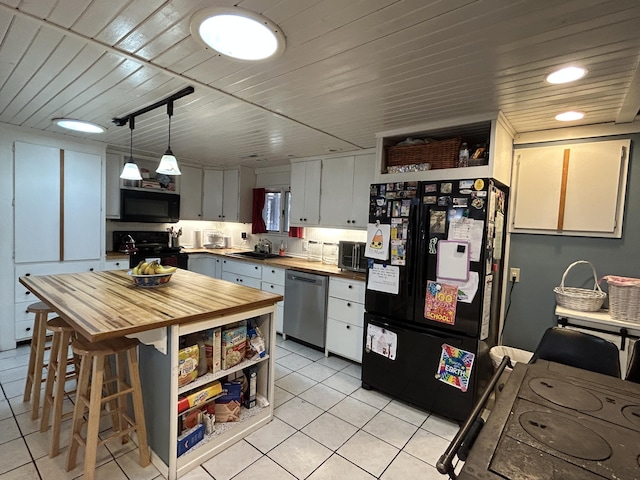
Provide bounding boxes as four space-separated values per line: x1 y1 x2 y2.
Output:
553 261 607 312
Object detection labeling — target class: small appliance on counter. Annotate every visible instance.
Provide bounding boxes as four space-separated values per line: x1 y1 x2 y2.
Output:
307 240 322 262
203 230 225 249
338 241 367 273
118 235 138 254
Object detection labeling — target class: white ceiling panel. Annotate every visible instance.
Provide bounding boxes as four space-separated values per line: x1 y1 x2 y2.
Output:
0 0 639 168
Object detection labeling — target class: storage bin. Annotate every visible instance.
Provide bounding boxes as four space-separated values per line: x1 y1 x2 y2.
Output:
603 276 640 322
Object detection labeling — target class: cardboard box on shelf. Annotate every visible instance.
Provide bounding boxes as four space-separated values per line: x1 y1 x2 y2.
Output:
177 423 204 457
205 327 222 373
221 325 246 370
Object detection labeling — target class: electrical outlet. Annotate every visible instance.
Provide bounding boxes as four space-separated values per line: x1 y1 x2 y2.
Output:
510 267 521 283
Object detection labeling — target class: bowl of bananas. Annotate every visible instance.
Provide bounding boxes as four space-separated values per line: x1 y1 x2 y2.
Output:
129 261 177 287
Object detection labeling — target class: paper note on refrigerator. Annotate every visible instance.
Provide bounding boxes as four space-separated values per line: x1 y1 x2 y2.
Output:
448 218 484 262
435 344 475 392
365 223 391 260
365 323 397 360
367 263 400 294
424 281 458 324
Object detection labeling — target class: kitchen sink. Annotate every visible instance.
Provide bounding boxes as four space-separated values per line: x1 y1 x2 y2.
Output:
230 251 283 260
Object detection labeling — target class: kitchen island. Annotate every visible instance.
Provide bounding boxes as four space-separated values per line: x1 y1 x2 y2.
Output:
20 268 283 480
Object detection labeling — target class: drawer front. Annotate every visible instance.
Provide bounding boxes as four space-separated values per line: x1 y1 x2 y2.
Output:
15 261 100 302
262 266 285 285
326 318 363 363
221 271 262 289
327 297 364 327
329 277 365 303
15 319 35 341
221 259 262 279
261 281 285 306
103 259 128 270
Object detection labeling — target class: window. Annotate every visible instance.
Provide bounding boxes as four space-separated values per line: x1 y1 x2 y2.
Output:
263 188 290 233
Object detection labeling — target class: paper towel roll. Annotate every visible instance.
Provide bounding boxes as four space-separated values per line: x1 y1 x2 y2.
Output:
193 231 203 248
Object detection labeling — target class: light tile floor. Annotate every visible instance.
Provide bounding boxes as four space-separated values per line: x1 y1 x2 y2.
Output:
0 335 463 479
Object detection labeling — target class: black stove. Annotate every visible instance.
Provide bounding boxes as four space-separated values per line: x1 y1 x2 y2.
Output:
113 231 188 269
459 361 640 480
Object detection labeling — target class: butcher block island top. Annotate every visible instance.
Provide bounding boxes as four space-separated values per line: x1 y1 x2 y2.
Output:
19 268 283 343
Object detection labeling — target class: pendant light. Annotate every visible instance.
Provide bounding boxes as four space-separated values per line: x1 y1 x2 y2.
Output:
120 117 142 180
156 100 181 175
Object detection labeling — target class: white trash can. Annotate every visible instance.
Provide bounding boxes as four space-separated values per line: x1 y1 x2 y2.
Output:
489 345 533 372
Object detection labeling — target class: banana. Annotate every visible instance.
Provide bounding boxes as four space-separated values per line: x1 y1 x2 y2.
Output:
132 260 144 275
154 263 163 274
138 262 149 275
157 265 177 274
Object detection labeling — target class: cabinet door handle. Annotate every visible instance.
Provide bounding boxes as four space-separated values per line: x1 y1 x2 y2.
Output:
26 291 31 295
348 285 353 289
255 266 259 270
346 325 351 329
26 327 31 332
89 268 94 272
25 273 31 276
270 285 274 289
115 262 120 266
347 302 352 307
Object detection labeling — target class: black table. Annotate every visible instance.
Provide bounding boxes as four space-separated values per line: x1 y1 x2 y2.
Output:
458 360 640 479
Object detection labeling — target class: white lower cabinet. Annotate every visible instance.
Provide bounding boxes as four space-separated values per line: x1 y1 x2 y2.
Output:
103 259 129 271
138 305 276 480
221 258 262 289
14 261 100 342
325 277 365 362
261 267 285 334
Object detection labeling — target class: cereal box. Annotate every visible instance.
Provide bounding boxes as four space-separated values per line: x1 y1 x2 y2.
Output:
205 327 222 373
221 325 246 370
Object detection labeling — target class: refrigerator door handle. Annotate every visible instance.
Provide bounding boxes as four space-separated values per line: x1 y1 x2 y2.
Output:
405 202 419 293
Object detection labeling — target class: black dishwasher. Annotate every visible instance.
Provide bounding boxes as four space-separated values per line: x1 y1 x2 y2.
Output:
283 270 328 348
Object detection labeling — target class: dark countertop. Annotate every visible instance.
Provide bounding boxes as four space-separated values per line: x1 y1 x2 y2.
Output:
107 248 366 282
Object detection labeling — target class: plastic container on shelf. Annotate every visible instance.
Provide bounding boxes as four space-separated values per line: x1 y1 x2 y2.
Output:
322 242 338 265
307 240 322 262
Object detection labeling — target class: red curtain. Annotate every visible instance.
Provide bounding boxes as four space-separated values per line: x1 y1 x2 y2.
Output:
251 188 267 234
289 226 304 238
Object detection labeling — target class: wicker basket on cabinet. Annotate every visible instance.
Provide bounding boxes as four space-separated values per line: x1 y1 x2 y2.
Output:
553 261 607 312
386 137 460 170
603 276 640 322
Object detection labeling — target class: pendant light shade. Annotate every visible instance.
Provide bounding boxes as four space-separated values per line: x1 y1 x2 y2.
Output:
120 118 142 180
156 101 181 175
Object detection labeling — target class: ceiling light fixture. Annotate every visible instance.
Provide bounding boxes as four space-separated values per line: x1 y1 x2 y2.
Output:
546 66 587 84
190 7 286 61
113 86 194 177
120 117 142 181
156 101 181 175
555 111 585 121
54 118 105 133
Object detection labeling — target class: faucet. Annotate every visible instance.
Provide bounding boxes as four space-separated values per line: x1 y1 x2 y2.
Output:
258 238 272 254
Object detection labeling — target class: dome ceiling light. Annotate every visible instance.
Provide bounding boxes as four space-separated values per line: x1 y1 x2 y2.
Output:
546 66 587 84
190 7 286 61
555 111 585 121
53 118 105 133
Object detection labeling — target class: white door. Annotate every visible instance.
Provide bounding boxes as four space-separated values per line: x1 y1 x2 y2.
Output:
222 169 239 222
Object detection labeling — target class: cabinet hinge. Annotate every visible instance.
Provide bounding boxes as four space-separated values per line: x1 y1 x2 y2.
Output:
621 146 627 161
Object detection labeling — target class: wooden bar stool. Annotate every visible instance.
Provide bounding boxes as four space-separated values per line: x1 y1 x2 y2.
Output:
40 317 78 457
66 336 150 480
23 301 54 420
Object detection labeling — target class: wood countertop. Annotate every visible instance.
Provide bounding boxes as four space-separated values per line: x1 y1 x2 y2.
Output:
107 249 366 281
20 269 283 343
183 248 367 281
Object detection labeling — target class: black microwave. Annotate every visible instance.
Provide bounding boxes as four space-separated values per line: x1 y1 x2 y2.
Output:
120 189 180 223
338 241 367 273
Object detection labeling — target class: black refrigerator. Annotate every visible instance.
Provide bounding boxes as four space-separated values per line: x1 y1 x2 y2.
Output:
362 178 508 422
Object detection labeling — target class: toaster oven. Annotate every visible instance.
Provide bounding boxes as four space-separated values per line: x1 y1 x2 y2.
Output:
338 241 367 273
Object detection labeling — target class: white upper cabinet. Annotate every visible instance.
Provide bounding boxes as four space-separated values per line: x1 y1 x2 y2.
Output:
179 165 204 220
105 152 121 219
63 150 102 261
14 141 102 263
511 139 630 237
320 151 375 228
290 159 321 226
374 112 514 186
202 167 254 222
